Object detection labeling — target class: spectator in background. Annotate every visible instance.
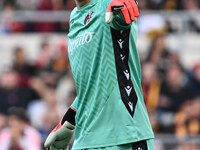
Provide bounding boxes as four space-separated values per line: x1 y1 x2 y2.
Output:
13 47 36 75
158 63 190 112
157 63 191 133
146 34 171 78
0 107 41 150
142 62 161 111
27 88 61 142
2 0 26 33
13 47 37 87
52 42 69 75
0 1 23 33
35 0 56 32
174 98 200 139
0 70 38 114
42 71 58 87
0 0 75 33
36 42 52 69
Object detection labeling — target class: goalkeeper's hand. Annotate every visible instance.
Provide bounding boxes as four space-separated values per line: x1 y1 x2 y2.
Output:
105 0 139 24
44 120 75 150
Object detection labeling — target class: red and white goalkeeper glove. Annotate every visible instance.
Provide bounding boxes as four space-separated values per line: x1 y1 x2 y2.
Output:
44 119 75 150
44 104 76 150
105 0 140 24
44 107 76 150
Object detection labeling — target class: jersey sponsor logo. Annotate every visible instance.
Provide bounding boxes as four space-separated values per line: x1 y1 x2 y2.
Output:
84 11 94 25
68 31 94 54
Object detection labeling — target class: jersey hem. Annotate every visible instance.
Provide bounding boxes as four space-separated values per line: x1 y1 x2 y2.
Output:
72 135 154 150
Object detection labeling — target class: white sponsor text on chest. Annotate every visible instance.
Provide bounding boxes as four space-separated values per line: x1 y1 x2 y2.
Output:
69 31 94 54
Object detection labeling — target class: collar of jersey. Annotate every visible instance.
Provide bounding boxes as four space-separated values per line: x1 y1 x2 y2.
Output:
77 0 97 11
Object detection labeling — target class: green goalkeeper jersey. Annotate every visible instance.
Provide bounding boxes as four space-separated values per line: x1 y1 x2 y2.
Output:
68 0 154 149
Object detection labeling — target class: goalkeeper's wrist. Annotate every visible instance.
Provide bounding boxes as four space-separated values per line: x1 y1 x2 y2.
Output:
62 107 76 126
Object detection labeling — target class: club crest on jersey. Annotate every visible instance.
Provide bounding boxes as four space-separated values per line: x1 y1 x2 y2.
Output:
84 11 94 25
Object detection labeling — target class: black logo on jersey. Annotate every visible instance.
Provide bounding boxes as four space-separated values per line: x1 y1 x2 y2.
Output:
84 11 94 25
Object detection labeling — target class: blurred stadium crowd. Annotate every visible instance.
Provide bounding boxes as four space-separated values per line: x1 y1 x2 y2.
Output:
0 0 200 33
0 0 200 150
0 42 76 149
1 0 199 11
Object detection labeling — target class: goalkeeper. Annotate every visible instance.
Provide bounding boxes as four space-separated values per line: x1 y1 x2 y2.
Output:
45 0 154 150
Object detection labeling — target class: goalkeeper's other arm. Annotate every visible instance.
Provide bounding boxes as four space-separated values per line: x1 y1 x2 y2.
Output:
44 107 76 150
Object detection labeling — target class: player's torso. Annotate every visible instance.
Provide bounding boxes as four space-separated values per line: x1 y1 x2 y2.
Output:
68 0 154 149
68 0 118 124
